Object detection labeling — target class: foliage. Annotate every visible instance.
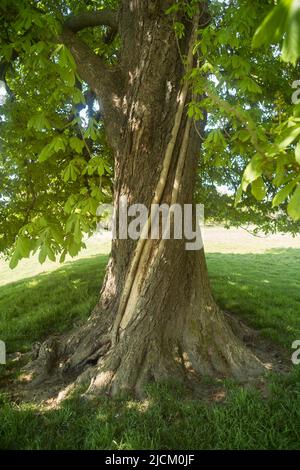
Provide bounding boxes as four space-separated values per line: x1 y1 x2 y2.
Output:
1 0 300 266
183 0 300 230
253 0 300 66
0 0 114 266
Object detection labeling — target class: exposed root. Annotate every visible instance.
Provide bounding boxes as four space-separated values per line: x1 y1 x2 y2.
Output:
10 299 289 406
182 308 265 381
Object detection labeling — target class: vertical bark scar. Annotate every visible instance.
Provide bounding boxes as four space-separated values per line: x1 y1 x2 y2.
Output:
111 10 201 345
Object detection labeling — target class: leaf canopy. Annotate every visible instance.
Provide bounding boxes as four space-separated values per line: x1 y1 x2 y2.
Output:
0 0 300 267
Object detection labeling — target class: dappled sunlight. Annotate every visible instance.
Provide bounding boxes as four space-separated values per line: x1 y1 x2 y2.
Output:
18 372 33 384
2 370 300 449
210 389 226 403
0 236 299 450
207 248 300 348
126 399 152 413
0 254 109 353
26 279 42 289
1 0 300 450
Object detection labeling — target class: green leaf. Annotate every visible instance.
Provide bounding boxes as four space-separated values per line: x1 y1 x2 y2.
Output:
234 184 243 207
295 142 300 164
85 156 106 176
97 160 104 176
28 113 51 131
46 244 55 262
253 0 300 66
59 45 76 70
253 1 289 48
287 184 300 220
188 102 204 121
58 45 76 86
278 124 300 149
66 214 76 233
59 67 75 87
52 136 66 153
238 130 251 142
38 143 53 162
62 165 71 182
282 1 300 65
38 244 47 264
84 124 97 141
9 251 20 269
68 240 80 257
62 161 80 182
17 237 31 258
251 177 266 201
273 160 286 187
173 22 185 39
69 136 85 153
50 226 64 245
165 4 181 15
38 136 66 162
242 155 263 191
272 179 298 207
73 218 82 244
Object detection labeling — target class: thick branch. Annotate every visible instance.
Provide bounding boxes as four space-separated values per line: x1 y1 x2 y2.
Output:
60 20 122 108
65 10 117 36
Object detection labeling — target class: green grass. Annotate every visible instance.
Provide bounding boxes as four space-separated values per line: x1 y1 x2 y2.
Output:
0 255 108 353
208 248 300 348
1 373 300 450
0 249 300 450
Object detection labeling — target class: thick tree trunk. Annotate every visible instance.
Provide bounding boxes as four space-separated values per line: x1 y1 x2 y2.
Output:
29 2 264 397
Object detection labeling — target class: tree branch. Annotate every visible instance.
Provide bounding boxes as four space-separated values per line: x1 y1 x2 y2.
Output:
60 10 122 107
65 10 117 36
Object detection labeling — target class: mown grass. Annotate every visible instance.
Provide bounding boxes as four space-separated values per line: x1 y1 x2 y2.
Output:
1 372 300 450
0 255 108 353
0 249 300 450
208 248 300 348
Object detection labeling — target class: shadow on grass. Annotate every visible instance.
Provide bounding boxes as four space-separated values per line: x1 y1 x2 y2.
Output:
1 370 300 450
0 254 109 353
1 249 299 352
207 249 300 347
0 249 300 449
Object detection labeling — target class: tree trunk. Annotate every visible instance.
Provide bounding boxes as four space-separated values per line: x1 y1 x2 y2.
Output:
29 1 264 397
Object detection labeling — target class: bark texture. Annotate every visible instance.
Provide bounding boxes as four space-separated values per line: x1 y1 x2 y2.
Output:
28 1 264 397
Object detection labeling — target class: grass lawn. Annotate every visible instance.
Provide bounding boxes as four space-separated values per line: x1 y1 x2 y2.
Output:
0 240 300 449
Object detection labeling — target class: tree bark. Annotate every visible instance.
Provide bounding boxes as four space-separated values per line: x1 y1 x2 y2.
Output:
29 1 264 397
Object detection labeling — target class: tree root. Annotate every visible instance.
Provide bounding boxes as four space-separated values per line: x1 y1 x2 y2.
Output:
21 305 273 404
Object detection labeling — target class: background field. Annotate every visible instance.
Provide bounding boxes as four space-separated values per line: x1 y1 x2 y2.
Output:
1 226 300 286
